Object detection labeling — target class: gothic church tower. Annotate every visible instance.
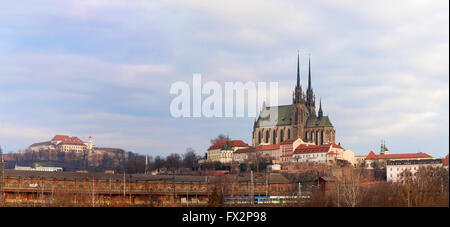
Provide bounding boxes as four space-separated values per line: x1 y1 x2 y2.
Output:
306 55 316 117
291 52 308 139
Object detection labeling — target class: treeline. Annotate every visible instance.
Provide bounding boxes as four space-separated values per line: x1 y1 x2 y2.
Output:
3 147 204 174
303 166 449 207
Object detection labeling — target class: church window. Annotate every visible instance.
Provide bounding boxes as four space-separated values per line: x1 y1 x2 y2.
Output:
273 130 277 144
310 132 314 143
265 130 269 143
315 131 318 145
280 130 284 142
287 129 291 139
258 131 262 144
320 131 324 145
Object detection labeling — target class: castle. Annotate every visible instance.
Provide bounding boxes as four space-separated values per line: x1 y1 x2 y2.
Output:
28 135 123 156
252 53 336 146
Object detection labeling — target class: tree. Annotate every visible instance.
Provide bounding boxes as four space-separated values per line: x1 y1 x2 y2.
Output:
153 156 165 172
337 168 365 207
183 148 199 170
210 134 228 145
398 166 449 207
165 153 181 172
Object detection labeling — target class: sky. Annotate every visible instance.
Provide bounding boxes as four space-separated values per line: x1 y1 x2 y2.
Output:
0 0 448 158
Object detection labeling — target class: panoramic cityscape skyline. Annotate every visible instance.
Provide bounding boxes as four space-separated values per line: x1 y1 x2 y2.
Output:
0 0 448 158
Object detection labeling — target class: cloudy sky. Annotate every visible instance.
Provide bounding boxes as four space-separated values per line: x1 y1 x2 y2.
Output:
0 0 448 158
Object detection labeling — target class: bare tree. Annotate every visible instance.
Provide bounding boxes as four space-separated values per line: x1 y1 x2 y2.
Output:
397 166 449 207
335 167 365 207
165 153 182 173
183 148 199 170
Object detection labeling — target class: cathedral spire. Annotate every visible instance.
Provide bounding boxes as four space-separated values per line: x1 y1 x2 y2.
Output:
296 50 300 88
318 98 323 118
308 53 311 90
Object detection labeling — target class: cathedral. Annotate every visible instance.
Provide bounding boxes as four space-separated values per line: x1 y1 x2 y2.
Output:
252 53 335 146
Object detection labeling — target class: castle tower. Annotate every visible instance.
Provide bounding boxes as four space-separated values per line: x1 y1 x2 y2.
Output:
87 136 93 151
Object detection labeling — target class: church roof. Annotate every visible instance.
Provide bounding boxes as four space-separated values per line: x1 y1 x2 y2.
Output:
305 115 333 128
255 104 333 128
255 105 293 127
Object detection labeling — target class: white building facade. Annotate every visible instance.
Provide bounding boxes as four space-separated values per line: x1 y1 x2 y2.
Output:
386 159 443 183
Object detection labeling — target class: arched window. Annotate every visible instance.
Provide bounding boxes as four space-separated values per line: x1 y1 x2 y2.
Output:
305 132 308 141
320 131 324 145
258 131 262 144
315 131 318 145
272 130 277 144
287 129 291 139
280 130 284 142
265 130 269 143
311 132 314 143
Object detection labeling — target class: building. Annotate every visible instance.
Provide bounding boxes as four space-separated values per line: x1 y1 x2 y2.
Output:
232 147 256 164
280 138 310 163
29 135 88 153
364 151 432 169
252 53 336 147
257 144 281 161
354 155 367 167
14 165 63 172
206 140 249 164
1 170 292 206
232 144 281 164
27 135 121 157
386 159 443 183
291 142 354 166
330 148 356 166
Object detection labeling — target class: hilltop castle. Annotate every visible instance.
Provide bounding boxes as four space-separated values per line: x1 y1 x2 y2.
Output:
252 53 336 146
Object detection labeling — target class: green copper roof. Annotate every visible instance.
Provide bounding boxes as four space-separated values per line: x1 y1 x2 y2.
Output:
305 116 333 128
256 105 293 127
255 104 333 128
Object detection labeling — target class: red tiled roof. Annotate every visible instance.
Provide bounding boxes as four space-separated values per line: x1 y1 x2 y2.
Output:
50 135 86 146
51 135 70 141
293 144 332 154
366 151 377 159
365 152 432 160
59 137 86 146
208 140 249 150
258 144 280 151
280 138 296 145
330 143 344 149
234 147 256 154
